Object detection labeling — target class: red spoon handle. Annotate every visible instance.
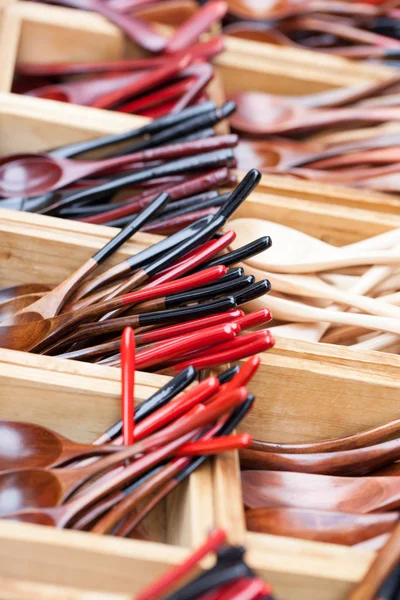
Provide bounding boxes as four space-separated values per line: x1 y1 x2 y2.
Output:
92 55 191 109
169 330 275 372
148 230 236 287
121 327 135 445
136 309 243 345
166 0 228 54
176 433 252 456
135 529 227 600
135 322 240 370
132 376 220 441
121 265 226 306
141 387 248 452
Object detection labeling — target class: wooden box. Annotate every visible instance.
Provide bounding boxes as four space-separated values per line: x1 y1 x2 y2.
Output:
0 343 215 596
1 201 400 598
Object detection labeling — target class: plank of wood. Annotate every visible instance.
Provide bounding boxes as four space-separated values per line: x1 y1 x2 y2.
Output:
0 7 21 92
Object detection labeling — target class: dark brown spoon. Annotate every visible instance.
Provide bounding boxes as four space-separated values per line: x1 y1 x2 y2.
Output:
39 0 167 53
0 284 51 304
0 134 237 198
0 293 44 323
3 430 195 528
245 507 398 546
249 417 400 454
1 192 169 328
0 420 121 471
230 93 400 136
231 76 400 112
226 0 377 20
236 132 400 171
240 437 400 476
241 470 400 513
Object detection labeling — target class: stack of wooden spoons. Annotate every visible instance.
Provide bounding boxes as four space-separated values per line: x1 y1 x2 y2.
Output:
228 217 400 353
0 171 276 372
231 76 400 197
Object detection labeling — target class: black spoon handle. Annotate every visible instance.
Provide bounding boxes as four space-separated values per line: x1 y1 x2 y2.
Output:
92 192 169 264
109 102 235 157
201 236 272 270
50 101 217 158
41 148 235 214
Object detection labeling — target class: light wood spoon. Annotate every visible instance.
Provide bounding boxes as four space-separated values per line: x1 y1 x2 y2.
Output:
230 219 400 273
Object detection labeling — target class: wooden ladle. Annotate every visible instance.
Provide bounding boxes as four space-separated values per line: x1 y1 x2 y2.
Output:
240 436 400 476
230 94 400 136
0 420 122 471
245 507 398 546
241 470 400 513
0 135 237 198
229 218 400 273
1 191 169 328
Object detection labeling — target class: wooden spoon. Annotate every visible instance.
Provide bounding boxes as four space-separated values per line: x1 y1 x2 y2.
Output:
39 0 167 53
1 388 246 520
0 420 122 471
244 266 400 319
1 192 170 328
3 430 197 528
245 507 398 546
27 56 189 109
241 470 400 513
226 0 377 20
249 418 400 455
240 437 400 476
230 95 400 136
0 135 237 198
229 218 400 273
0 284 51 304
0 293 44 323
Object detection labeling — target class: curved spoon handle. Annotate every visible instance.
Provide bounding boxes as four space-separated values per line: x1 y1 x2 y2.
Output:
249 294 400 335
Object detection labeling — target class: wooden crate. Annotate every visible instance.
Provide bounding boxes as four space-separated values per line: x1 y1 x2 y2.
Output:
3 210 399 599
0 346 217 595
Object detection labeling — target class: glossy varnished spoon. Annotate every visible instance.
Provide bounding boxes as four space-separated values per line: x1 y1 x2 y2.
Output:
0 284 51 304
2 388 247 522
230 96 400 136
249 417 400 454
0 135 237 198
241 470 400 513
1 192 169 328
0 293 44 323
240 436 400 476
245 507 398 546
0 421 122 471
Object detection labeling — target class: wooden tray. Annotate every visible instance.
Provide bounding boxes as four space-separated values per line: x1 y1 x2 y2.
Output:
1 207 400 598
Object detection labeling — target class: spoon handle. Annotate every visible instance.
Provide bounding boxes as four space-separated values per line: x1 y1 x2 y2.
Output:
252 295 400 335
50 101 216 158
